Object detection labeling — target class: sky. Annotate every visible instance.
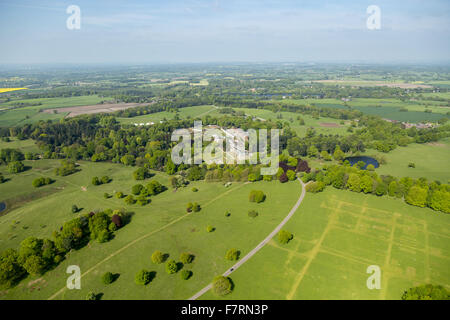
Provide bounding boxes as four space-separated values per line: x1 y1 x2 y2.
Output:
0 0 449 64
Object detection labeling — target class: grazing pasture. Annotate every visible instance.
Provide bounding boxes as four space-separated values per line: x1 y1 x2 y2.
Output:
202 188 450 300
0 159 301 299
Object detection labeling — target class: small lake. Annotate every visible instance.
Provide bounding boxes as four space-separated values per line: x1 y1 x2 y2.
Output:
344 156 379 169
0 202 6 213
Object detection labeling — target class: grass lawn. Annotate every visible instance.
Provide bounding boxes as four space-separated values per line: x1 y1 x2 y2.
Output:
369 137 450 183
0 160 302 300
201 188 450 300
0 138 40 153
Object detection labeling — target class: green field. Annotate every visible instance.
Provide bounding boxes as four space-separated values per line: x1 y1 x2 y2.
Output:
370 138 450 183
201 188 450 300
234 107 351 137
0 160 301 299
0 95 110 127
118 105 220 125
284 98 449 123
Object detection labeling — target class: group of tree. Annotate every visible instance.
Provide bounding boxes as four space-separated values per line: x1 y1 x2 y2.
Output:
32 177 53 188
0 209 129 288
91 176 110 186
302 163 450 214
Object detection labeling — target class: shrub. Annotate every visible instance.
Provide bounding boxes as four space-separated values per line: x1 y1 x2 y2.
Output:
192 187 198 192
71 205 79 213
248 190 266 203
180 252 194 264
278 230 294 244
408 162 416 168
165 260 178 274
225 248 239 261
146 180 166 195
366 164 375 171
206 225 215 233
135 269 152 285
86 291 97 300
151 250 164 264
137 195 148 206
225 212 231 217
180 270 192 280
108 222 117 231
101 272 114 285
103 193 110 199
32 177 49 188
0 173 4 183
186 202 193 212
212 276 233 296
248 210 258 218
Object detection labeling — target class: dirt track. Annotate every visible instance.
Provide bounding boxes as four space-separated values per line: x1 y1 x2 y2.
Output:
43 103 149 118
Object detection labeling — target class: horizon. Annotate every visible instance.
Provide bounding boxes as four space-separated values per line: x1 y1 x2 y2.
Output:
0 0 449 65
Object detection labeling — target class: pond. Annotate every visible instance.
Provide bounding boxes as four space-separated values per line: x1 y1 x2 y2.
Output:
344 156 379 169
0 202 6 213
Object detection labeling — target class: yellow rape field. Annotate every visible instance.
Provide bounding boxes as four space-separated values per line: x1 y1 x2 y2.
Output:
0 88 27 93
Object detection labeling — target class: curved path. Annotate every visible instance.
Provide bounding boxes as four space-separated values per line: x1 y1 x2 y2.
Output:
188 178 307 300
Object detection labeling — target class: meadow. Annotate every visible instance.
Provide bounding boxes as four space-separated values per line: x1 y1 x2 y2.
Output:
0 95 110 127
201 188 450 300
118 105 221 125
0 159 301 299
369 137 450 183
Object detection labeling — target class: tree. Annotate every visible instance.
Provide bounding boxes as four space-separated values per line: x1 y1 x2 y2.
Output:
405 186 428 207
7 161 25 174
278 230 293 244
165 260 178 274
0 173 4 183
146 180 165 195
402 284 449 300
192 202 201 212
346 173 361 192
101 176 110 184
115 191 124 199
212 276 233 296
180 270 192 280
124 195 135 205
23 255 46 276
187 166 204 181
249 190 266 203
180 252 194 264
91 177 101 186
151 250 164 264
333 146 345 161
225 248 239 261
135 269 152 285
165 158 176 175
286 170 296 181
101 271 115 284
0 249 26 288
133 167 149 180
120 155 135 166
360 176 373 194
131 184 144 195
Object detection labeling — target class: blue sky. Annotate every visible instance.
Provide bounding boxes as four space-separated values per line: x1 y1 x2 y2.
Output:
0 0 449 64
